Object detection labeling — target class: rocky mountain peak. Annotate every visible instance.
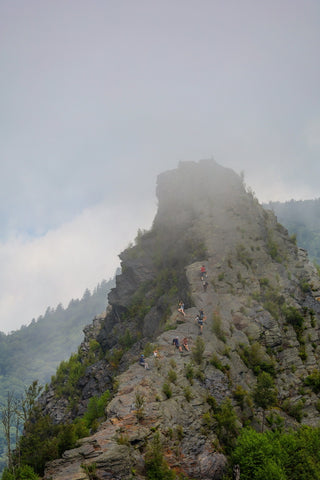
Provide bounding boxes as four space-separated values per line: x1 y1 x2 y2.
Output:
22 160 320 479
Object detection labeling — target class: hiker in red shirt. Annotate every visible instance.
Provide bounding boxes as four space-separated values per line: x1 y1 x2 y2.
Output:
200 265 207 280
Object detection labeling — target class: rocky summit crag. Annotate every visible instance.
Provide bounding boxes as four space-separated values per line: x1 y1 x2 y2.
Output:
30 160 320 479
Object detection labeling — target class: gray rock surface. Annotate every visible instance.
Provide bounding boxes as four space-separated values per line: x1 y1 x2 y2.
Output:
36 160 320 479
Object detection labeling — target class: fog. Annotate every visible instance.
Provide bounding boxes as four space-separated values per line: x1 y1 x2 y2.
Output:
1 0 319 332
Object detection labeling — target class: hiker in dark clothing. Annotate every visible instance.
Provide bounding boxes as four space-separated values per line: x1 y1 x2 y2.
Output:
196 310 206 334
138 354 149 369
172 336 183 352
203 280 208 292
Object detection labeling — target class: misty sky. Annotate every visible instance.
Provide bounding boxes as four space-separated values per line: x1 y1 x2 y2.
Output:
1 0 320 333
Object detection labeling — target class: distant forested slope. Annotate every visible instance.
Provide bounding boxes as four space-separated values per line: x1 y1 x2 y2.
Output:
0 278 115 387
265 198 320 265
0 277 115 472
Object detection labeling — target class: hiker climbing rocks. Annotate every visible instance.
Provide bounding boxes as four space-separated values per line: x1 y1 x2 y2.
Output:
182 337 190 351
178 300 186 316
202 280 208 292
173 336 183 352
200 265 207 281
138 354 150 369
196 310 206 334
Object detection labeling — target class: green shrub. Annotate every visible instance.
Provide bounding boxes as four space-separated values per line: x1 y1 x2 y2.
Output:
299 345 307 361
195 368 205 382
52 353 87 398
17 413 62 474
143 342 155 357
125 282 152 320
183 386 192 402
236 244 253 268
266 232 282 262
73 418 90 438
212 311 227 342
253 371 277 432
206 395 218 412
82 390 110 429
233 385 249 410
258 283 285 320
81 462 98 480
204 398 238 452
184 363 194 384
192 336 205 365
289 233 297 245
116 433 130 445
169 358 176 368
2 465 40 480
238 342 275 376
56 423 78 455
300 279 310 293
305 369 320 393
105 347 124 369
144 432 176 480
162 383 172 399
210 353 224 370
175 425 184 441
134 391 145 421
283 306 304 329
265 412 285 433
167 369 177 384
87 339 100 352
119 329 136 348
282 399 304 423
263 300 280 320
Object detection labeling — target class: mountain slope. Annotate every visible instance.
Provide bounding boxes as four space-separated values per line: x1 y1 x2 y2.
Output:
265 198 320 264
0 278 115 473
15 160 320 480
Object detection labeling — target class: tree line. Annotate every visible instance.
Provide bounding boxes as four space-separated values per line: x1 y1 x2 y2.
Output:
0 277 115 474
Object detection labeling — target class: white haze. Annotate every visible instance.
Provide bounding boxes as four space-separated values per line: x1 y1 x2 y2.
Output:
0 0 320 332
0 201 156 333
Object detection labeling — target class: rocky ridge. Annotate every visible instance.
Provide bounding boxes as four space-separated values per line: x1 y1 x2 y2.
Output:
33 160 320 479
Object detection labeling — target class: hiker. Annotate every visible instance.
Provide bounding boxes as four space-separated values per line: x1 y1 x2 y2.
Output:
233 464 240 480
200 265 207 280
196 310 206 334
178 301 186 316
153 349 159 358
203 280 208 292
172 336 183 352
182 337 190 351
138 354 149 370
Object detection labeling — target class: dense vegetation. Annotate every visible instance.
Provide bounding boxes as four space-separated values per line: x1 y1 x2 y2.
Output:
1 381 111 479
232 426 320 480
266 199 320 264
0 277 114 474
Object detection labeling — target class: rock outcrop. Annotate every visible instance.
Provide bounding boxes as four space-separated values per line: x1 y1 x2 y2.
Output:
28 160 320 479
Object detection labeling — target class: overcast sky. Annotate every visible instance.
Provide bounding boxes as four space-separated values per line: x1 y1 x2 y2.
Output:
1 0 320 333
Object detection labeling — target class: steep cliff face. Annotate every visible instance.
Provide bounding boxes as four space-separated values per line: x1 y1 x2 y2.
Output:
33 160 320 479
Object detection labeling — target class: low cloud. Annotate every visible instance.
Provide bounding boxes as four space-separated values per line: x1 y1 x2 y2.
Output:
0 200 156 333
